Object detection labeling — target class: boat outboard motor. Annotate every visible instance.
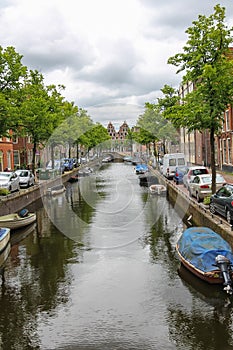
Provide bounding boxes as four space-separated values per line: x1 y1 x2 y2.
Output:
215 255 233 294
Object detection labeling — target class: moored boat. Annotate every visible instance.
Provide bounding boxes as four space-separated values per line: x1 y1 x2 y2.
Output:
149 184 167 195
135 164 148 174
0 228 10 253
176 226 233 294
68 174 79 182
47 184 66 196
0 209 36 230
139 174 159 187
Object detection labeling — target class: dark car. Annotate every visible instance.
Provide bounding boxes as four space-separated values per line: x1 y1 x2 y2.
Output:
63 158 74 171
210 184 233 224
173 166 188 185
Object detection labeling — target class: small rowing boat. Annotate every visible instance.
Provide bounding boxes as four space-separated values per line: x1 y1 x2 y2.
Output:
176 226 233 294
0 209 36 230
149 184 167 195
0 228 10 253
46 184 66 196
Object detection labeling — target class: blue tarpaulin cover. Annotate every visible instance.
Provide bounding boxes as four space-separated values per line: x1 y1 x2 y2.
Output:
177 227 233 272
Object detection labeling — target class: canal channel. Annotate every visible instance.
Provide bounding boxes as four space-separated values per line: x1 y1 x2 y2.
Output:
1 162 233 349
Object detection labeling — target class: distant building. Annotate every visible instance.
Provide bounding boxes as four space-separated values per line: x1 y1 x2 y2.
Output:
106 121 131 152
107 121 129 140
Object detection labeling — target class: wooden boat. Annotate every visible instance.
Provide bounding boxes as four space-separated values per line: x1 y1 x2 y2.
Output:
176 226 233 294
47 184 66 196
149 184 167 195
139 174 158 187
78 167 93 176
0 210 36 230
0 228 10 253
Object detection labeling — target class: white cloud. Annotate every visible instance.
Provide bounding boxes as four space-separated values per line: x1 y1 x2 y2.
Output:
0 0 233 129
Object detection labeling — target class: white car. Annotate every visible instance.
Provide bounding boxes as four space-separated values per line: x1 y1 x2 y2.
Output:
183 166 209 189
188 173 226 202
15 169 35 188
0 171 20 192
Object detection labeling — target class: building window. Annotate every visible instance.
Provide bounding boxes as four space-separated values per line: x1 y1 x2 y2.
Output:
227 138 231 164
225 110 230 131
7 151 11 170
27 135 32 143
13 150 20 167
28 149 33 164
0 151 3 171
12 134 18 143
222 139 226 164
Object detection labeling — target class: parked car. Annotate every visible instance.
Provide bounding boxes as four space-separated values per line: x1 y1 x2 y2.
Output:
188 173 226 202
183 166 209 189
46 160 65 174
210 184 233 224
0 171 20 192
15 169 35 188
63 158 74 171
72 158 78 168
173 166 188 185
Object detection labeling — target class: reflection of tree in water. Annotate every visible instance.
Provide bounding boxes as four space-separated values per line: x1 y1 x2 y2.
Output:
0 223 83 349
65 176 106 225
140 196 184 278
167 304 233 350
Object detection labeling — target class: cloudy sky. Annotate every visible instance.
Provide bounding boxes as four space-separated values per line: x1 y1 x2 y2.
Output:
0 0 233 129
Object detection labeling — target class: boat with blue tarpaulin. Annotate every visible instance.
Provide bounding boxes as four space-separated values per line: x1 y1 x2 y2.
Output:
176 226 233 294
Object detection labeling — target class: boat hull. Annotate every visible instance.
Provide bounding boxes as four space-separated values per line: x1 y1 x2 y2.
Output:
149 184 166 195
0 228 10 253
176 227 233 285
0 213 36 230
176 247 231 284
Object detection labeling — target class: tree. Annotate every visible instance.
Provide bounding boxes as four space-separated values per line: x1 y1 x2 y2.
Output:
17 70 65 173
0 46 27 135
167 4 233 193
135 100 179 157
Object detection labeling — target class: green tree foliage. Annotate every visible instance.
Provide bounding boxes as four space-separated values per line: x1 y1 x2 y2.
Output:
135 99 179 155
17 70 65 172
78 123 110 154
0 46 27 135
167 4 233 192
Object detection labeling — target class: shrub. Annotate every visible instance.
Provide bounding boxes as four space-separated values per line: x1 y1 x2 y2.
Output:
203 196 210 205
0 188 10 196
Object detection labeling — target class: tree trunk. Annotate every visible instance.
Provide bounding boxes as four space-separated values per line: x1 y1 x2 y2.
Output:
32 141 37 174
210 126 216 194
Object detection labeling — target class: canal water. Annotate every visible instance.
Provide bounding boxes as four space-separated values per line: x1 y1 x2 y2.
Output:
1 162 233 350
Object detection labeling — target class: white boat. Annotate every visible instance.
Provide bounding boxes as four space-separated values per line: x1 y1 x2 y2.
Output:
0 209 36 230
149 184 167 195
46 184 66 196
0 228 10 253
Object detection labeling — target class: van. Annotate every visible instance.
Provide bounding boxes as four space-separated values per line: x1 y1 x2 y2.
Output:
162 153 187 179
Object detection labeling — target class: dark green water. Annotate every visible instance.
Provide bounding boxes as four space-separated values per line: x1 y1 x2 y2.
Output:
0 162 233 350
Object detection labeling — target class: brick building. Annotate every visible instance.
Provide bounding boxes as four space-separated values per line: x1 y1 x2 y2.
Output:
107 121 129 140
0 135 14 171
12 134 34 169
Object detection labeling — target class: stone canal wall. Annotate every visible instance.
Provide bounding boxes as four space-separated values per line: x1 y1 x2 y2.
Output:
156 169 233 244
0 171 72 216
